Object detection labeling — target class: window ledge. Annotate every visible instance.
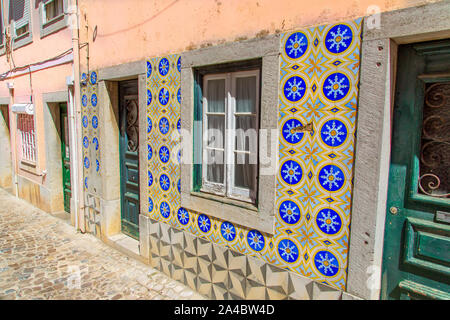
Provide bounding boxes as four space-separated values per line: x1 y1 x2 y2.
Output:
181 191 275 235
40 14 67 39
12 32 33 50
19 160 39 175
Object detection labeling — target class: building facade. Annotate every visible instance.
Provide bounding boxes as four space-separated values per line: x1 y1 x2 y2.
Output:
0 0 449 300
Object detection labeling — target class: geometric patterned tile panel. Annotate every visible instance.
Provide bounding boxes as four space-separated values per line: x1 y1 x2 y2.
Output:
146 18 362 292
146 217 342 300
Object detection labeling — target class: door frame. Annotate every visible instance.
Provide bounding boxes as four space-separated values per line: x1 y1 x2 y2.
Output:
93 62 147 248
346 1 450 300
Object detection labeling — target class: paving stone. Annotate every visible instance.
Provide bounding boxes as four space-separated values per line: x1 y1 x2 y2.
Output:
0 188 205 300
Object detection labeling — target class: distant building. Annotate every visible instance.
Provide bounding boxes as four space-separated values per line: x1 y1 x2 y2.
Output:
0 0 449 300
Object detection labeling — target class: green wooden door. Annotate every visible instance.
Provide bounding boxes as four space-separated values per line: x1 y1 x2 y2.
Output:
381 40 450 300
60 103 71 213
119 80 140 239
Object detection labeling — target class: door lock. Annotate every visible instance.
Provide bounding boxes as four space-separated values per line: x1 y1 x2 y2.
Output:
390 206 399 215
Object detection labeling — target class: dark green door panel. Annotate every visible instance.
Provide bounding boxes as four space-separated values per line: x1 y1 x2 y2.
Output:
381 40 450 300
60 103 71 213
119 80 140 239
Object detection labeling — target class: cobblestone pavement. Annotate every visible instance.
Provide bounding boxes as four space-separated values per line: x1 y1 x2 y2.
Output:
0 188 205 300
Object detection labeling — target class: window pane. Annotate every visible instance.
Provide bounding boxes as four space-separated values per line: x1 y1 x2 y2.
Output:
207 114 224 148
236 76 257 113
206 149 224 184
207 79 225 113
235 115 256 151
234 152 256 190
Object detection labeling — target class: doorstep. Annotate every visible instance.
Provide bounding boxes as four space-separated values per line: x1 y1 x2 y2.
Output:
105 233 148 265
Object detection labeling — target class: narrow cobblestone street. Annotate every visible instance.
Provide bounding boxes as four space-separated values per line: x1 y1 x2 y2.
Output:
0 188 204 300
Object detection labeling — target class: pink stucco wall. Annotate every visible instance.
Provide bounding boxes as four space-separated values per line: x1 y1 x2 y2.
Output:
79 0 439 70
0 2 73 189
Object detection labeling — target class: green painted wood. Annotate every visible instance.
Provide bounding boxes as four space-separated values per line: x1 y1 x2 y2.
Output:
381 40 450 300
60 103 71 213
119 80 140 240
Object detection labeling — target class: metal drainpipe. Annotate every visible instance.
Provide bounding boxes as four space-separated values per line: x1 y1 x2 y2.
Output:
70 0 85 233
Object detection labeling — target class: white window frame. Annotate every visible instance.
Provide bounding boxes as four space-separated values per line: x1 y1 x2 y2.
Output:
201 69 260 204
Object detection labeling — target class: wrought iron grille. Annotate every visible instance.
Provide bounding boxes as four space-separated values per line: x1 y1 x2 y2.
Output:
418 82 450 198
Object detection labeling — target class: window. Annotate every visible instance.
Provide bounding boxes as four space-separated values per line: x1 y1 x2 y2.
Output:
43 0 64 23
180 38 279 234
201 70 260 203
17 114 36 163
9 0 30 38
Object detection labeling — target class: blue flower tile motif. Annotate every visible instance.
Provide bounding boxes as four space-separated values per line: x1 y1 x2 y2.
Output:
83 136 89 148
177 118 181 133
316 208 342 235
148 197 153 212
147 89 152 106
158 58 169 76
318 165 345 192
314 250 339 276
84 157 90 169
177 56 181 73
147 117 152 133
177 179 181 193
283 76 306 102
285 32 308 59
159 117 169 135
278 239 299 263
82 94 88 107
159 174 170 191
81 73 87 86
159 88 169 105
198 214 211 233
247 230 265 251
280 160 303 185
96 159 100 172
159 145 170 163
160 201 170 219
147 61 152 78
148 171 153 186
82 116 88 128
177 88 181 104
279 200 301 224
323 73 350 101
177 207 189 225
90 71 97 85
92 116 98 129
84 177 88 189
320 119 347 147
148 144 152 160
92 137 99 150
282 119 304 144
221 221 236 241
325 24 353 54
91 93 97 107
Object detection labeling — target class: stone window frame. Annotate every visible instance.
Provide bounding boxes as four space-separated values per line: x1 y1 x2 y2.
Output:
180 35 280 235
9 0 33 50
39 0 69 39
346 1 450 300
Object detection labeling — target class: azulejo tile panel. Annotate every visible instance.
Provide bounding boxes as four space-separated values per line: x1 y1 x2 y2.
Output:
146 18 361 293
81 71 101 196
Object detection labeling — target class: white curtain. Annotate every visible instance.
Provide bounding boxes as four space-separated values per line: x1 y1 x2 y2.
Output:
234 76 257 190
206 79 225 184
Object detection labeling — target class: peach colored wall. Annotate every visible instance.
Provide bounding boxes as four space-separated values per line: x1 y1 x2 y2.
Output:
0 1 73 186
78 0 440 71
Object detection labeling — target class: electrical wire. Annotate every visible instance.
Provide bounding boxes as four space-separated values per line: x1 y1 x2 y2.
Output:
0 47 74 81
